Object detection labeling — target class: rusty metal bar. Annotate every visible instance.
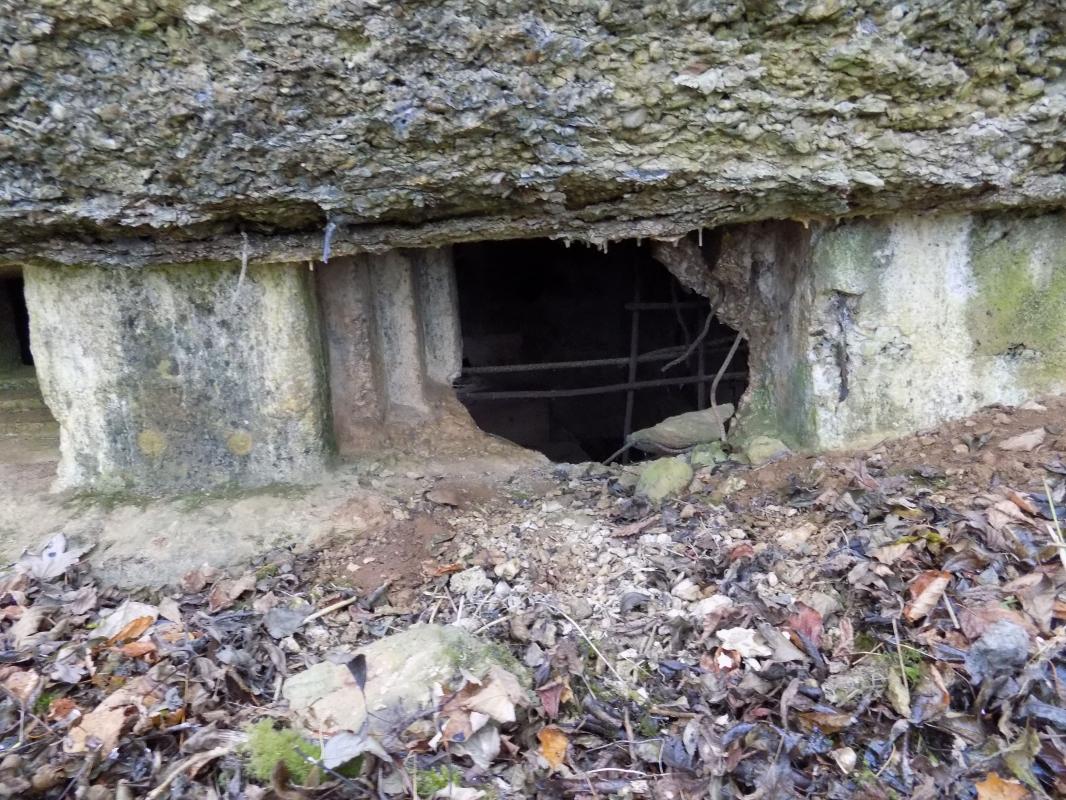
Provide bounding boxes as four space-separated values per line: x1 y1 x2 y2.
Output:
456 372 747 401
622 265 642 463
461 337 738 375
623 301 706 311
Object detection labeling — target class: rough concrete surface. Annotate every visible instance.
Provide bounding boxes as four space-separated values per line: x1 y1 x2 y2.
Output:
1 1 1064 267
24 261 331 492
783 209 1066 449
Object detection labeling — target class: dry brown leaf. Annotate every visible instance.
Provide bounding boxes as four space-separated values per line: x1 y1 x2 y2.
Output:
64 669 166 754
107 616 155 646
975 772 1030 800
537 725 568 771
904 571 950 623
180 565 221 594
1 668 41 704
207 573 256 613
872 541 912 565
463 666 527 724
119 641 157 658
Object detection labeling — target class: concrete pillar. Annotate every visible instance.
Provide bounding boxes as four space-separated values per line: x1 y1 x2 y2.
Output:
315 247 465 455
24 262 330 493
737 210 1066 451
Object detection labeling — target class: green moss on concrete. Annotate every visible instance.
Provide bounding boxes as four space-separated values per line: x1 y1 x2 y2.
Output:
967 214 1066 389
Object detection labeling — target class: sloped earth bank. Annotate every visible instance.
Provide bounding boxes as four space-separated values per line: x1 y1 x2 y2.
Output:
1 399 1065 798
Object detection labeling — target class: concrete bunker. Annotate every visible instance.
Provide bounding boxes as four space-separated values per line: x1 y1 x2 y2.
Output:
452 238 748 462
13 209 1066 495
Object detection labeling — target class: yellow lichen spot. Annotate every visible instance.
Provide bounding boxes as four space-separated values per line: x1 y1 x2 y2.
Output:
137 429 167 457
227 431 254 456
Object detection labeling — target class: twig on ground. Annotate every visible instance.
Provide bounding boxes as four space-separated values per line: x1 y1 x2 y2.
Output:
302 594 361 625
546 603 627 687
1044 479 1066 568
144 743 239 800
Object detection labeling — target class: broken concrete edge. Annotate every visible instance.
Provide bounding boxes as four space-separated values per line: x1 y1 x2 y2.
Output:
3 186 1066 271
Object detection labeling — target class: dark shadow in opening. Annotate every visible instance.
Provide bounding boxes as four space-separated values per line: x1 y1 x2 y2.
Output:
1 276 33 367
454 239 747 463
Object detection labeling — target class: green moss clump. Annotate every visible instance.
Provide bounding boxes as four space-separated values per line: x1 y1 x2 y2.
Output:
415 765 462 797
243 719 321 784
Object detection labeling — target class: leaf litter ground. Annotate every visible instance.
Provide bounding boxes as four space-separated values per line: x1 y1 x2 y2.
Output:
2 398 1066 799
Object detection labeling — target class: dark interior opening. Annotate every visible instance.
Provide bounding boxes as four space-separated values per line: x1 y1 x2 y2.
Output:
1 276 33 367
454 238 748 463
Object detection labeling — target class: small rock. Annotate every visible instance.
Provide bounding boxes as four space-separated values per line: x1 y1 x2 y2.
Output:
1019 400 1047 412
450 567 492 596
690 441 727 468
562 596 593 620
671 578 702 601
494 559 521 581
743 436 791 466
621 108 647 129
636 458 693 502
690 594 732 618
778 522 816 552
998 427 1045 452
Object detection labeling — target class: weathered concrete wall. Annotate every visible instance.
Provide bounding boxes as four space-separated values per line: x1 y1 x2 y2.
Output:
317 247 466 455
24 261 330 492
1 2 1064 268
741 209 1066 450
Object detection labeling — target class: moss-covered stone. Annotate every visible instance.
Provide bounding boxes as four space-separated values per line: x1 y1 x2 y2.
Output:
635 458 693 502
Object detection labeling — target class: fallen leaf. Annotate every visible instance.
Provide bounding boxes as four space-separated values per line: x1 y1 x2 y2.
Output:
64 669 167 754
1 668 41 704
904 571 950 623
787 603 824 647
463 666 527 724
180 565 221 594
830 746 856 774
716 627 772 659
119 641 157 658
886 667 911 718
538 725 568 771
536 679 572 720
207 573 256 613
975 772 1030 800
96 600 159 644
872 541 912 565
998 428 1045 452
17 533 89 580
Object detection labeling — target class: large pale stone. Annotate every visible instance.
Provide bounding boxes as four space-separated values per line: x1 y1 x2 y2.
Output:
24 262 329 492
739 209 1066 450
282 624 526 739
